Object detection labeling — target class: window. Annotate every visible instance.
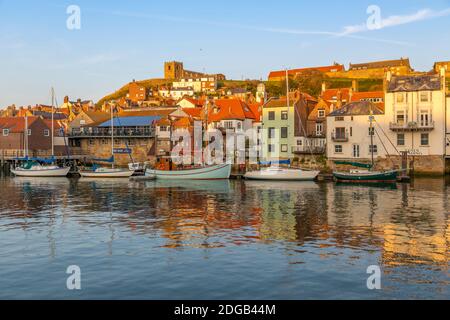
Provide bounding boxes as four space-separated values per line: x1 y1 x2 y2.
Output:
396 93 406 103
224 121 233 129
268 144 275 153
3 129 9 136
368 127 375 136
369 145 378 154
421 133 429 146
27 129 31 136
316 123 323 135
127 139 135 146
268 111 275 121
335 127 346 139
281 127 288 138
420 111 430 126
396 111 406 125
297 140 303 146
420 92 429 103
236 122 242 131
281 144 288 152
335 117 344 122
335 145 343 153
101 139 108 145
397 134 405 146
268 127 275 139
44 129 50 137
281 111 288 120
318 110 325 118
89 139 95 146
160 126 168 132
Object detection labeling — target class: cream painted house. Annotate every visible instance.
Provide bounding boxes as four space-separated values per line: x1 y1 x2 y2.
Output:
326 101 384 160
327 69 448 174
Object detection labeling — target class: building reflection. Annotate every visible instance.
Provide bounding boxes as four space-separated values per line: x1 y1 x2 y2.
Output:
0 178 448 272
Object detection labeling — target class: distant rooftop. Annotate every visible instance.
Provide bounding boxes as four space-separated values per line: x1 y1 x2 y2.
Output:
349 58 411 70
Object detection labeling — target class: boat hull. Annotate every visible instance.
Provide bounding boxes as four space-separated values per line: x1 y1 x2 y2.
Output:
244 168 320 181
333 170 399 183
79 169 134 178
145 164 231 180
11 167 70 177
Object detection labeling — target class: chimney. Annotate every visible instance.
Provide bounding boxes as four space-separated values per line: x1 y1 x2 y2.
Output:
321 82 327 94
352 79 359 92
384 70 392 92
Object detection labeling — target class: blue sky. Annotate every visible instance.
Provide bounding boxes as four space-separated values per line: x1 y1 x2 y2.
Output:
1 0 450 107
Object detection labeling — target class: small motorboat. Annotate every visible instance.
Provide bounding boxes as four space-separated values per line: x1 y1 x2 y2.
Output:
145 163 231 180
79 167 134 178
244 166 319 181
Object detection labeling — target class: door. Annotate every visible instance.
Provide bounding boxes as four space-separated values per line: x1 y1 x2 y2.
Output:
420 112 429 126
353 144 360 158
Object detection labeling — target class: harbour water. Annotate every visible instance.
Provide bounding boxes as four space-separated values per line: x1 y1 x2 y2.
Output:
0 176 448 300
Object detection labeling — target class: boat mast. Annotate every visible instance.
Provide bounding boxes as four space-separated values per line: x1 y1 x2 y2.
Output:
25 115 28 158
285 68 290 164
111 103 115 169
369 106 374 169
51 87 55 157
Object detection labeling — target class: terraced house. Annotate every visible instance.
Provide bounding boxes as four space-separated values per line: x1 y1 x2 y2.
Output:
327 68 448 175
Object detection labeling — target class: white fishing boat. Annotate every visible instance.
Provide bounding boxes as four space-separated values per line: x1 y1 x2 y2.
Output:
244 166 319 181
145 163 231 180
11 89 70 178
79 104 135 178
11 163 70 177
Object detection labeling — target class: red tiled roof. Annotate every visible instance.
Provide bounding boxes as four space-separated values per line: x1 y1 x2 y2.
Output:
182 97 206 108
269 65 345 79
183 108 203 118
0 117 40 133
322 88 351 102
208 99 256 122
248 102 263 122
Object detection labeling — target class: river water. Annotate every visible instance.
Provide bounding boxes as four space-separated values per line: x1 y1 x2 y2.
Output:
0 177 448 300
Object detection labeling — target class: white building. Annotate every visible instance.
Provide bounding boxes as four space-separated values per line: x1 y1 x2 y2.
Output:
173 77 217 93
327 69 448 174
326 101 384 160
158 87 195 100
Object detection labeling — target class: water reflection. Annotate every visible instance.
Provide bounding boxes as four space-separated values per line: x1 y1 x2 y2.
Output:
0 177 448 298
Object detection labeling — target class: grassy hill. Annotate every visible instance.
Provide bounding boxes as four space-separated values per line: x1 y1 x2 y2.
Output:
97 77 385 107
96 78 173 107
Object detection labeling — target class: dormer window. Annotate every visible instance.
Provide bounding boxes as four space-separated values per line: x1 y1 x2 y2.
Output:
396 93 406 103
318 110 325 118
3 129 9 136
420 92 429 103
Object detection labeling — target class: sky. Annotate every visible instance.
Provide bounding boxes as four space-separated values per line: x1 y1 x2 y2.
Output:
1 0 450 107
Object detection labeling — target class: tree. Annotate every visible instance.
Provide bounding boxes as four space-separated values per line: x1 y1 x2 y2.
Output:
294 70 329 97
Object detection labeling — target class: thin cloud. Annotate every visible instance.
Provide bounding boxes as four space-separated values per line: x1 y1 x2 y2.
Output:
342 7 450 35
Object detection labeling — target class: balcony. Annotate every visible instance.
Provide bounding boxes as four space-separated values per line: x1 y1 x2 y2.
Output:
292 145 325 154
331 133 349 142
70 127 155 138
389 121 435 132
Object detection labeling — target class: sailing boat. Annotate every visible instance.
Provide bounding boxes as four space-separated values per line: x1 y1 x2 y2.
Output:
244 69 319 181
11 89 70 177
79 104 134 178
333 110 399 183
